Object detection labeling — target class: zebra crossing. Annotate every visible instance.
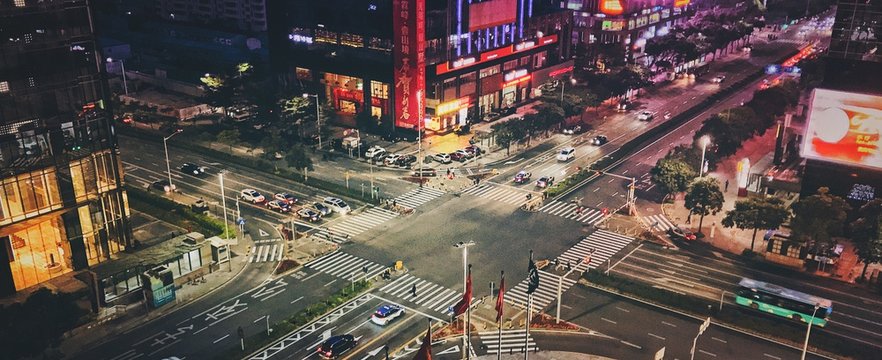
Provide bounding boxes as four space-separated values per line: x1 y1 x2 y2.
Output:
643 214 676 232
311 207 400 244
392 187 446 209
378 273 463 316
249 240 284 263
537 200 605 225
304 251 387 282
505 230 635 310
478 330 538 353
461 184 531 205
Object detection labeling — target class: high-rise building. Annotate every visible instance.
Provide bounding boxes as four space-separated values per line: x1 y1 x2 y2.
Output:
154 0 268 33
564 0 695 63
268 0 574 133
828 0 882 62
0 0 132 296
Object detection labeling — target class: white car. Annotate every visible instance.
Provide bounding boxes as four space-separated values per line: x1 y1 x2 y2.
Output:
240 189 265 203
556 147 575 162
433 153 452 164
637 111 654 121
323 197 351 215
383 154 402 166
712 75 726 83
365 146 386 159
370 304 405 326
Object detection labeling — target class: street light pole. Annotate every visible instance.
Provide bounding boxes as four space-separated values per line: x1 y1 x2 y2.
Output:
163 129 183 192
801 305 821 360
560 77 577 106
219 171 230 242
106 58 128 95
699 136 711 177
454 241 476 360
303 93 322 149
556 249 594 323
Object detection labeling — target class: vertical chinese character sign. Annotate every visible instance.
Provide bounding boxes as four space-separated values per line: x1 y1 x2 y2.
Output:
393 0 426 129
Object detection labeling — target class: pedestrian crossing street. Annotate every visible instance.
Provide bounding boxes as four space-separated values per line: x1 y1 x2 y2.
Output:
378 273 463 316
304 251 387 283
393 187 446 209
643 214 676 232
505 230 635 310
461 183 532 205
249 239 284 263
537 200 605 225
311 207 400 244
478 330 538 353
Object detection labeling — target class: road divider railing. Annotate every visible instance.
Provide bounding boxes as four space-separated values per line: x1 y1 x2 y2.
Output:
221 280 372 360
544 48 802 201
117 126 379 205
582 271 862 360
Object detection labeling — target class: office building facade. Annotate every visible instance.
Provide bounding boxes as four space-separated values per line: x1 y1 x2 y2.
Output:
268 0 573 133
0 0 132 296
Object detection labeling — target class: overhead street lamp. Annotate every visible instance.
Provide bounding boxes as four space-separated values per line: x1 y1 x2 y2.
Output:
303 93 322 149
560 77 577 106
163 129 183 192
800 304 821 360
453 241 476 359
106 57 128 95
699 135 711 177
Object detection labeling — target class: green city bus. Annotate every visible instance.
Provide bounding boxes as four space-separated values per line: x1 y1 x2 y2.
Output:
735 277 833 327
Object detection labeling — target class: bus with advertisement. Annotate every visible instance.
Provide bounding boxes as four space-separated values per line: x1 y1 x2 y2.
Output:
735 277 833 327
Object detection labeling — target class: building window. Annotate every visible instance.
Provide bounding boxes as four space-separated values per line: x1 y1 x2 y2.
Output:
315 29 338 44
27 77 36 87
14 0 25 7
0 81 9 93
503 60 519 71
371 81 389 100
459 72 477 96
6 217 72 292
520 55 531 67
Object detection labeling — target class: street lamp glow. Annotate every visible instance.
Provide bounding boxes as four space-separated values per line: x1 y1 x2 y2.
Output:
302 93 323 149
699 135 712 177
106 57 129 95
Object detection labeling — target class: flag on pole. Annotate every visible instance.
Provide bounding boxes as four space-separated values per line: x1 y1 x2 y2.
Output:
452 266 473 317
496 271 505 322
526 252 539 294
412 324 433 360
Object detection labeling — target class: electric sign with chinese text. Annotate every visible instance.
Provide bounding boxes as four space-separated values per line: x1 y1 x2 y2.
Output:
393 0 425 129
802 89 882 170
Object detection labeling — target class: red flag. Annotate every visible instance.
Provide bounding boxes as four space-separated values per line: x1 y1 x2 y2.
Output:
496 271 505 322
412 325 433 360
452 268 473 317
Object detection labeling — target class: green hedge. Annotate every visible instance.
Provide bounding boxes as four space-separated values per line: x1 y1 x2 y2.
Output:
215 280 371 360
126 185 232 237
583 271 872 359
117 126 378 205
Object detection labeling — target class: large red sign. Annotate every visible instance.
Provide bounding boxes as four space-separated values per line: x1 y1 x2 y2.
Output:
393 0 425 130
802 89 882 170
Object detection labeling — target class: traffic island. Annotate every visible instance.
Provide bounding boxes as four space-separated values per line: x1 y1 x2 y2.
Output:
580 271 870 359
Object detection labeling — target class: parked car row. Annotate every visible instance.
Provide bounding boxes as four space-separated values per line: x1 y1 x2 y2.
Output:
432 145 482 164
238 188 350 221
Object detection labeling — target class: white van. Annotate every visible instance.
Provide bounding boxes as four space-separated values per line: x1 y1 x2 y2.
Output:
556 147 575 162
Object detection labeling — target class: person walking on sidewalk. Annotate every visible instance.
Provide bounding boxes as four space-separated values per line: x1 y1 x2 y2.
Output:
725 179 730 192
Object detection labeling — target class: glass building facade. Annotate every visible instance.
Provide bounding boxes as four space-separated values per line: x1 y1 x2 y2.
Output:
829 0 882 62
0 0 132 296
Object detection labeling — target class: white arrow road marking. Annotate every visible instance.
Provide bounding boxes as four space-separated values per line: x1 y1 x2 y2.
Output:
437 345 460 355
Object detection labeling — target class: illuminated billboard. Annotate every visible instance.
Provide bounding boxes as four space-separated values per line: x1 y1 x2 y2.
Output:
393 0 426 129
469 0 517 32
802 89 882 170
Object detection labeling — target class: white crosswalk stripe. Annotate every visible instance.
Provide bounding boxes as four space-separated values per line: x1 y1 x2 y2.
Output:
537 200 605 225
505 230 634 310
378 273 463 316
643 214 676 232
392 187 446 208
461 184 531 205
505 270 577 310
249 242 284 263
478 330 538 353
310 207 399 244
305 251 387 282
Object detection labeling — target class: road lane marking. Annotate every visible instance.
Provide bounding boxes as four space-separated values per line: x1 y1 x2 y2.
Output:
213 334 230 344
593 187 600 192
621 340 641 349
346 319 372 334
147 339 180 357
711 336 727 343
661 321 677 327
608 243 642 273
699 349 717 357
291 296 304 304
615 306 630 313
253 315 266 323
648 333 666 340
763 354 782 360
194 327 207 334
323 279 337 287
601 317 617 324
561 304 573 309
